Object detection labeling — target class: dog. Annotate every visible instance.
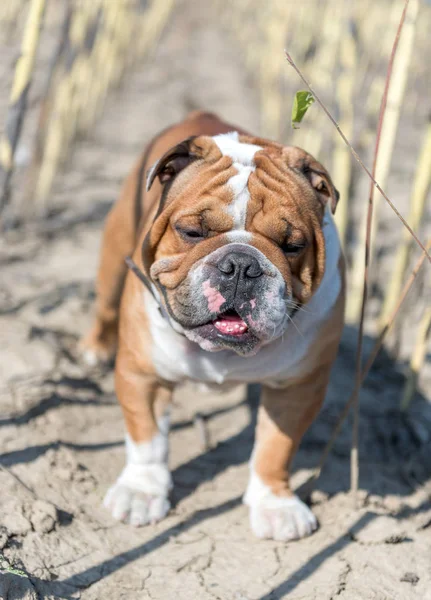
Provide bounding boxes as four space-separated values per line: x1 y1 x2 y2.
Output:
81 111 345 541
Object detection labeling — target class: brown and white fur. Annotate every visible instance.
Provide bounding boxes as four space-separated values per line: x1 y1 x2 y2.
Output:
81 111 345 541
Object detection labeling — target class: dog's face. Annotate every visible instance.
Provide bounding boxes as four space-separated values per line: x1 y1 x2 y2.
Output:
144 132 339 356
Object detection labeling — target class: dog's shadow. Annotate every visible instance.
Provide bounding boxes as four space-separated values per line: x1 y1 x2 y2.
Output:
172 324 431 505
171 382 259 505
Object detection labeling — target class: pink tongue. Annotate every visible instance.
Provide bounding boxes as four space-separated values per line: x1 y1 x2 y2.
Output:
214 314 248 336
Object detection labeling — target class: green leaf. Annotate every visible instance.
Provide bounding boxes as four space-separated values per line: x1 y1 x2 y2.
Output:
291 91 315 129
0 554 28 577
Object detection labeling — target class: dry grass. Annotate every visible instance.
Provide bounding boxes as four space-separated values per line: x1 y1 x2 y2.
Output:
0 0 429 493
217 0 430 416
0 0 176 220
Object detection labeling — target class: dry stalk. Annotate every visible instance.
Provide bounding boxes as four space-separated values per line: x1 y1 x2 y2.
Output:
0 0 46 218
137 0 177 59
33 1 97 212
358 2 403 143
284 0 430 507
349 0 411 507
400 306 431 412
379 119 431 329
299 238 431 495
348 0 420 324
29 0 176 214
333 1 356 248
283 50 430 262
356 1 402 86
292 0 341 158
259 1 290 140
21 1 72 217
0 0 27 37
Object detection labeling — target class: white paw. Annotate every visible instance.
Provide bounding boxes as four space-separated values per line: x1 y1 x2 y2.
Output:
81 349 100 367
104 464 172 527
246 493 318 541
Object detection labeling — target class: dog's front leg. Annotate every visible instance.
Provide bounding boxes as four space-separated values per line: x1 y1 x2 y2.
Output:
245 365 332 541
104 354 173 526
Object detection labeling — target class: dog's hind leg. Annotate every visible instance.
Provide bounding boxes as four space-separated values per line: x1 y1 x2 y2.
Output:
80 158 145 365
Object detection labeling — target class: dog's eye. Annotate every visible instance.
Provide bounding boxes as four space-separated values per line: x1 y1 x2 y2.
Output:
184 230 203 239
281 240 307 255
175 225 205 242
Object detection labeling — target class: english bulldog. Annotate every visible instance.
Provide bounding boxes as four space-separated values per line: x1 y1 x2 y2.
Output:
81 111 345 541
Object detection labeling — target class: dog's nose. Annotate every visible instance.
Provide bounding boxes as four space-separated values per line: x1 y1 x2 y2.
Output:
217 252 263 280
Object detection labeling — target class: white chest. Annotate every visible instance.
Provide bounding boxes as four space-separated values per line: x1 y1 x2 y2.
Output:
146 213 342 387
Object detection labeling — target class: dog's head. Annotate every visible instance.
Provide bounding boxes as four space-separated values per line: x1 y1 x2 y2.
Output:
144 132 339 356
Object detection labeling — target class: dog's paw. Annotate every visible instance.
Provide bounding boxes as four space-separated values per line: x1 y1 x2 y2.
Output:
104 484 170 526
246 493 317 541
104 464 172 526
78 324 117 366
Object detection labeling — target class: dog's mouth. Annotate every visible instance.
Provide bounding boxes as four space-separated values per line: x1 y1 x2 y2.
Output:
213 309 249 337
183 308 255 348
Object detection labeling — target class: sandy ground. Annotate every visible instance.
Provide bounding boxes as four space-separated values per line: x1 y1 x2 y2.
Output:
1 2 431 599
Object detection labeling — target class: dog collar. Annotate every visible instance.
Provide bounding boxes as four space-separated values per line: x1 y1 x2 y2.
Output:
125 256 186 334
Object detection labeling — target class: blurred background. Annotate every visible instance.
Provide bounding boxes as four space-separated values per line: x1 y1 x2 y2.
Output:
0 0 429 404
0 1 431 595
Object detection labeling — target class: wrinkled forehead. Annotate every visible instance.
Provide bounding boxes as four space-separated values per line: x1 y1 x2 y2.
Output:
196 130 284 167
212 131 264 165
170 131 316 230
210 132 263 231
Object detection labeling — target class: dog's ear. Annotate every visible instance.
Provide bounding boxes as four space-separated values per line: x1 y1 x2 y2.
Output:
146 136 198 191
283 147 339 214
303 164 340 215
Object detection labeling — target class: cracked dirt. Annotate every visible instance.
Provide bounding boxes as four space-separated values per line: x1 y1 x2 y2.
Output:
1 1 431 598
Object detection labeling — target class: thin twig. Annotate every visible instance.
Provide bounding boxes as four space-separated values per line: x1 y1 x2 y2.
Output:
284 46 430 264
300 239 431 495
350 0 410 507
348 0 419 324
0 463 37 498
284 1 429 507
193 412 211 451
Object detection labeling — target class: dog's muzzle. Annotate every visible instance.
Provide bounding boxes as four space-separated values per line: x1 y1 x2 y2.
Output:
215 251 263 301
159 243 290 355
